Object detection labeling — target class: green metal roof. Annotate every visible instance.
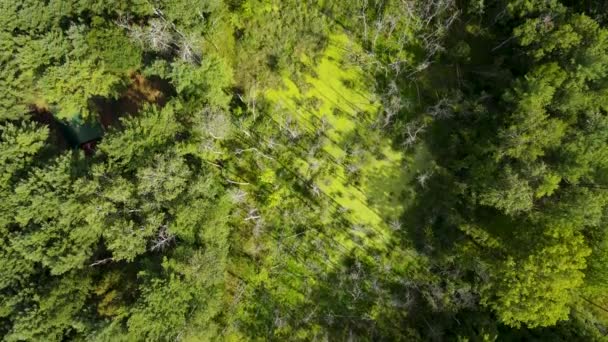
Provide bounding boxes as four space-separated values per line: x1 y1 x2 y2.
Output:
58 115 104 146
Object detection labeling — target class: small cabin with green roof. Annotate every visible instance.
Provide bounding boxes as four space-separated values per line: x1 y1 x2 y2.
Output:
50 109 105 152
59 116 104 146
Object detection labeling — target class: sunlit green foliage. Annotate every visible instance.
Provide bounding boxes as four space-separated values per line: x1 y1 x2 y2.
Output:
1 0 608 340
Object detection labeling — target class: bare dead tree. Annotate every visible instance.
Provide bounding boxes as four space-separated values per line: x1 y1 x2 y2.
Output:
302 307 318 324
410 0 457 28
249 83 259 120
237 83 259 120
147 18 174 54
404 289 417 310
117 8 203 63
390 0 459 79
310 182 322 197
200 108 231 140
427 97 454 119
200 139 223 155
406 61 431 79
150 225 175 252
253 217 265 238
282 115 302 141
417 170 433 188
389 219 402 231
358 0 370 42
229 188 248 204
265 137 283 150
390 295 407 309
153 7 202 63
371 17 384 49
346 161 361 176
317 115 332 136
234 147 275 161
454 286 477 309
325 311 335 326
388 59 408 75
273 310 286 329
349 284 363 300
178 37 197 63
90 257 114 267
402 120 426 148
381 95 402 127
244 208 261 222
309 160 322 174
230 281 248 308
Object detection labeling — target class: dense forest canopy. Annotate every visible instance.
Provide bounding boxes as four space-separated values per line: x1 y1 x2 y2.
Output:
1 0 608 340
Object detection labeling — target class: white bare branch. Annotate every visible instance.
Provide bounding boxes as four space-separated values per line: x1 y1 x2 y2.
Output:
90 257 114 267
403 120 426 148
150 225 175 252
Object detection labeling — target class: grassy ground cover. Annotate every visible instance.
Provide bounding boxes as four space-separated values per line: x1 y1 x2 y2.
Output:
265 33 419 252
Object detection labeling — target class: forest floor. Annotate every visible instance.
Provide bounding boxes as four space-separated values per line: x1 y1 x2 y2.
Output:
93 73 172 128
265 33 428 258
225 33 437 339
